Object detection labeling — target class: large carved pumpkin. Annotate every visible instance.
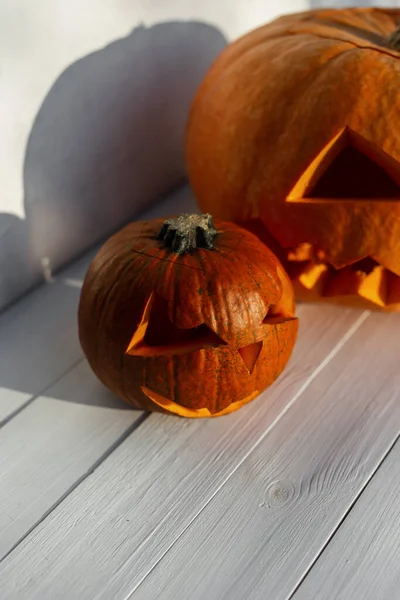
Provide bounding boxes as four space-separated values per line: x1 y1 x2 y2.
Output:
78 214 298 417
186 7 400 311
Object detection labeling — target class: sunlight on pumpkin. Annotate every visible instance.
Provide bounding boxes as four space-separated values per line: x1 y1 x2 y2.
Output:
268 265 296 317
141 386 260 418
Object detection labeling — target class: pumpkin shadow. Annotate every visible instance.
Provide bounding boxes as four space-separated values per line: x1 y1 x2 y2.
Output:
0 214 38 313
0 20 226 409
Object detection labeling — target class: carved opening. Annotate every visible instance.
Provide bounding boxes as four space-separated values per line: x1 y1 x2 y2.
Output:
287 127 400 202
308 145 400 199
126 293 225 357
349 257 380 275
237 218 400 307
237 341 263 374
141 385 260 417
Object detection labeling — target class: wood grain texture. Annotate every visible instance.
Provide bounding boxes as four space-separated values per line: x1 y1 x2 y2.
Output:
292 437 400 600
0 304 366 599
129 312 400 600
0 360 144 561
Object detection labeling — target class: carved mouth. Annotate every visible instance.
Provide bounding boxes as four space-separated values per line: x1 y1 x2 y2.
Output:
286 246 400 308
141 386 260 418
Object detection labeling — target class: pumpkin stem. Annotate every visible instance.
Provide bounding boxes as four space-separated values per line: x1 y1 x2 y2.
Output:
388 24 400 50
156 213 218 254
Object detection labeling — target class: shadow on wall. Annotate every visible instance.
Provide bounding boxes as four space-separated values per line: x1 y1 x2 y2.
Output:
0 20 227 313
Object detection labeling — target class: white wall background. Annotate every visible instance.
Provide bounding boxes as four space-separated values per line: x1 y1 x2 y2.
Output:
2 0 396 311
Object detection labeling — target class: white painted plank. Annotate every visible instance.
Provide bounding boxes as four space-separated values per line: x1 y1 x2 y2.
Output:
130 312 400 600
0 184 197 558
0 304 366 600
0 274 85 422
292 437 400 600
0 183 196 424
0 360 144 561
0 388 32 425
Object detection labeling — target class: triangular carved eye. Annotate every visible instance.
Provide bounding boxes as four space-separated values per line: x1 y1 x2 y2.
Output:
287 127 400 202
126 293 225 357
237 341 263 374
309 146 400 199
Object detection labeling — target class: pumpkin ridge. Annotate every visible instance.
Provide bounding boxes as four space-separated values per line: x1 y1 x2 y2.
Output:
298 30 400 60
93 254 140 367
207 242 277 344
194 8 400 93
130 247 206 272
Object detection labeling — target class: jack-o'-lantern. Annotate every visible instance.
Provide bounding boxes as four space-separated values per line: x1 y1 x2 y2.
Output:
78 214 298 417
185 7 400 311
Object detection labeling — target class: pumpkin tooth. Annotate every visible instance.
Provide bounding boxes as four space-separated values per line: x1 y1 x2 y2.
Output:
357 266 388 307
297 262 329 293
287 243 315 262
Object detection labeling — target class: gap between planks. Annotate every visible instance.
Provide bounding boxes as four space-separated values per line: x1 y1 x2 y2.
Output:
290 434 400 600
0 412 150 564
0 357 83 429
127 310 369 596
0 304 369 600
128 311 400 600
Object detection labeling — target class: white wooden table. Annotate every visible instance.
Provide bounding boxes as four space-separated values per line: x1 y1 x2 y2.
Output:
1 185 399 600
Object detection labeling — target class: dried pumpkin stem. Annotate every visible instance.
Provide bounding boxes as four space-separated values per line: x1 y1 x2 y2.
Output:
388 24 400 50
156 213 218 254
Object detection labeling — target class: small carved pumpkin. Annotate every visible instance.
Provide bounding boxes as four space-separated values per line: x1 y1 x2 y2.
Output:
186 8 400 311
78 214 298 417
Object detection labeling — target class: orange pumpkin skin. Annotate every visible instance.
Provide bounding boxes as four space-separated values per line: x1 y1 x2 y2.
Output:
185 8 400 311
78 215 298 418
